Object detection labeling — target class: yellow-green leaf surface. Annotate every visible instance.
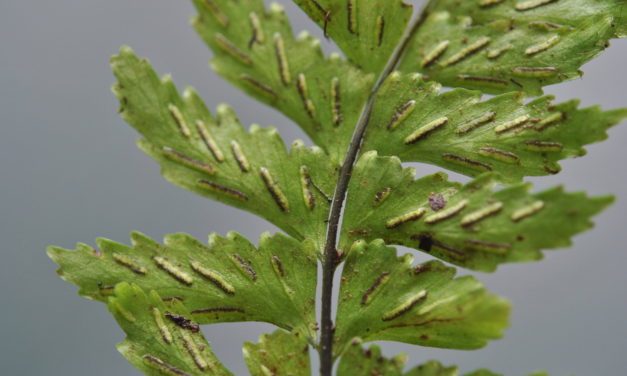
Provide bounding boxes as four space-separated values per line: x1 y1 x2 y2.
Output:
337 340 415 376
362 73 627 183
341 152 613 271
109 283 233 376
338 343 547 376
426 0 626 38
399 0 625 95
466 371 547 376
112 48 336 249
243 330 311 376
334 240 510 357
191 0 374 161
289 0 413 74
48 232 318 338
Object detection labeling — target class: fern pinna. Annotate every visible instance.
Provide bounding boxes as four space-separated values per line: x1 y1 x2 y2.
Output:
48 0 626 375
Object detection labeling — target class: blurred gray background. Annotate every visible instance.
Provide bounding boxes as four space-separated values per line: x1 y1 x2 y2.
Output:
1 0 626 375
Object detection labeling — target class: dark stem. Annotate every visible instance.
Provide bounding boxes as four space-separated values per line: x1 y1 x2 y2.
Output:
318 9 429 376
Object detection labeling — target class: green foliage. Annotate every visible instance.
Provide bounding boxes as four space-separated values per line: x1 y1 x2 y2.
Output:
337 341 415 376
244 330 311 376
341 152 613 271
49 0 625 374
49 232 318 338
399 0 626 95
191 0 374 162
111 48 336 248
363 73 627 182
290 0 413 74
109 283 232 375
338 341 546 376
334 240 510 356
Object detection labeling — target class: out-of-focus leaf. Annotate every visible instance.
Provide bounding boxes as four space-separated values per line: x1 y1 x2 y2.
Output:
466 370 548 376
338 343 548 376
337 340 414 376
243 330 311 376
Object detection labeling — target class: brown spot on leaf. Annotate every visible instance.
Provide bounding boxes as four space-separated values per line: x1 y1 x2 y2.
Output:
429 193 447 211
165 313 199 333
413 264 431 275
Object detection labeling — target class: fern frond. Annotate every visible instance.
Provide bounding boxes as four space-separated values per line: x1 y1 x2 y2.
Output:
289 0 413 74
47 0 626 374
243 330 311 376
399 0 626 95
362 72 627 183
334 240 510 357
337 340 413 376
425 0 626 39
341 152 613 271
48 232 318 338
109 283 233 376
191 0 375 161
112 48 336 248
338 342 547 376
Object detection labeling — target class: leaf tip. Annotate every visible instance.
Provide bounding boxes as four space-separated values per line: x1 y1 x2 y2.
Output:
110 46 136 68
593 194 616 211
46 245 65 262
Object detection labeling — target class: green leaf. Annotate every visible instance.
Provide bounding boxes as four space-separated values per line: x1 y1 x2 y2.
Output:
289 0 413 74
362 72 627 183
48 232 318 338
425 0 626 39
243 330 311 376
341 152 614 271
465 371 548 376
399 1 624 95
108 283 232 376
337 340 412 376
414 361 463 376
111 47 336 248
338 342 547 376
334 240 510 357
191 0 374 161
